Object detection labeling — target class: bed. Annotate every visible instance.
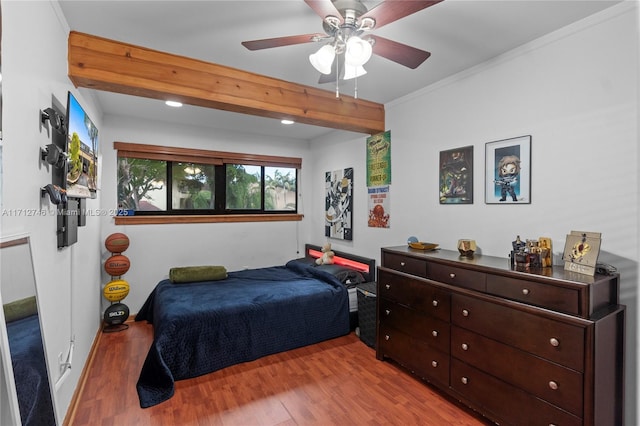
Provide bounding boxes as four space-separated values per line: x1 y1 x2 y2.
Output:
4 302 56 426
135 244 375 408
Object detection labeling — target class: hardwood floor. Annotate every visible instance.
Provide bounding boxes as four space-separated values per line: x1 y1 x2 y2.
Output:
67 321 492 425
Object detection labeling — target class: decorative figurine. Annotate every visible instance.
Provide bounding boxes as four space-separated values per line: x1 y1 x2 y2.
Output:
458 239 477 258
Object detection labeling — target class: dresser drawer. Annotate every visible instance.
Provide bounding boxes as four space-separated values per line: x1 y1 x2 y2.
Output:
378 269 450 321
487 274 580 315
379 325 449 387
452 294 585 371
451 359 582 426
379 299 450 354
451 326 583 416
382 252 428 277
429 263 486 292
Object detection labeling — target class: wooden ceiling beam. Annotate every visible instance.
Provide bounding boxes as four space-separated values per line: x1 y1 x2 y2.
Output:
68 31 385 135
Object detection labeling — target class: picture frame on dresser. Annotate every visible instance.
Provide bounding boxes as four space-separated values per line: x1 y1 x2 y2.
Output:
485 135 531 204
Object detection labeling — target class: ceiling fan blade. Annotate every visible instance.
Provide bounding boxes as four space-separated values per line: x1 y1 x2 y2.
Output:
370 35 431 69
242 33 328 51
304 0 343 22
361 0 443 30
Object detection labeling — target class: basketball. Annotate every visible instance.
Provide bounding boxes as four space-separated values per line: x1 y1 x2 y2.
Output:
103 302 129 325
104 254 130 276
103 279 130 302
105 233 130 254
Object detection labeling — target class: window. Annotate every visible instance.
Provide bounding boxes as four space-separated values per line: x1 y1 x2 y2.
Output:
118 158 167 211
172 162 215 210
115 142 301 224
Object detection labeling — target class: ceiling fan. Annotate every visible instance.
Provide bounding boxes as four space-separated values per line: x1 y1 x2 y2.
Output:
242 0 443 85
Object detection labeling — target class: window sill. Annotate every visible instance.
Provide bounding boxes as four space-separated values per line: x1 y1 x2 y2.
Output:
113 213 303 225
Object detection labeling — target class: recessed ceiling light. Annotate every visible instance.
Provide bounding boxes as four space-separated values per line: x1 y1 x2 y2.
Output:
281 119 295 125
165 100 183 107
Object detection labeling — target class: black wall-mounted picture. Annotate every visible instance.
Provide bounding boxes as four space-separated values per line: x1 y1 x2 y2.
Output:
324 167 353 240
485 135 531 204
66 92 99 198
439 145 473 204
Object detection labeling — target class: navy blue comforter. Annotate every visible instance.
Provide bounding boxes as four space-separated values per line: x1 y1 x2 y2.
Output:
135 260 350 408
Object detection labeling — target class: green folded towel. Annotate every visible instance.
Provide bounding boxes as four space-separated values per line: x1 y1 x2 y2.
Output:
169 265 228 283
3 296 38 323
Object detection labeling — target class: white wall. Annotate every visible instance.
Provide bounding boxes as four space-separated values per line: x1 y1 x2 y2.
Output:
1 1 103 423
98 115 314 312
310 3 639 424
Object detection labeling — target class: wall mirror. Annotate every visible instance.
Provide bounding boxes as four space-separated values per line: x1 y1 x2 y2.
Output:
0 236 57 425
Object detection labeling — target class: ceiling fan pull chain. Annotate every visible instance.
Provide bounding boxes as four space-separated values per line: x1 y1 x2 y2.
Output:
335 53 340 98
354 75 358 99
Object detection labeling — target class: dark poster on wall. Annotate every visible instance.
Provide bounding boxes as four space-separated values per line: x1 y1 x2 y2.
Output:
324 167 353 240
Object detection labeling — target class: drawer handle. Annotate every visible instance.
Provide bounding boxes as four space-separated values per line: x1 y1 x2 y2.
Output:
385 284 391 290
431 361 438 368
461 377 469 385
400 261 406 267
549 337 560 347
432 300 439 307
462 309 470 317
548 381 559 390
385 335 390 341
431 330 438 337
461 343 469 351
385 309 391 316
522 288 530 295
449 273 456 279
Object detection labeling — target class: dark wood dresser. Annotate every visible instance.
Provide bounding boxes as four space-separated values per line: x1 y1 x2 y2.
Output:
377 246 625 426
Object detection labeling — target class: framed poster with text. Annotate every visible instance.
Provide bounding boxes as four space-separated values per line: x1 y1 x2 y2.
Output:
367 130 391 187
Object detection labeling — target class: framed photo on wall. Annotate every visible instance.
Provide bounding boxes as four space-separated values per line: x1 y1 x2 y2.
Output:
439 145 473 204
485 135 531 204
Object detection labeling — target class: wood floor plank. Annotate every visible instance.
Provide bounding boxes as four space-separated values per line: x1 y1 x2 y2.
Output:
69 321 492 425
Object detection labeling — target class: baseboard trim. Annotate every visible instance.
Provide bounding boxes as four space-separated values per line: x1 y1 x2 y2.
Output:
62 316 139 425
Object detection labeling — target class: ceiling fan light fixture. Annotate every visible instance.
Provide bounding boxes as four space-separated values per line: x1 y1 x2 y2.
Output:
359 17 376 31
343 64 367 80
345 36 372 67
309 44 336 75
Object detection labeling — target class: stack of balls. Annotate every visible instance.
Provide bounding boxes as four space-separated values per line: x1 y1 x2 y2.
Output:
103 233 131 330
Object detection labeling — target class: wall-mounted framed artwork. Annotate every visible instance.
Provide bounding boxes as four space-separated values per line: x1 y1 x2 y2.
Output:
324 167 353 240
485 135 531 204
439 145 473 204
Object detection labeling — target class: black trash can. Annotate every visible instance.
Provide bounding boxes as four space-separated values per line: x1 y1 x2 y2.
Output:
356 282 377 348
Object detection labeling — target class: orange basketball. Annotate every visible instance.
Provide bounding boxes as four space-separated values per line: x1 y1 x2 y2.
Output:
105 233 130 254
104 254 130 277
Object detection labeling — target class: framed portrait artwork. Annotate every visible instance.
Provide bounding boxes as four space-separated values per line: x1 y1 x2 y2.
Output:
439 145 473 204
485 135 531 204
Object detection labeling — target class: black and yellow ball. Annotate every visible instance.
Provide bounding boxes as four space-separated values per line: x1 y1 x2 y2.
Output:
104 303 129 325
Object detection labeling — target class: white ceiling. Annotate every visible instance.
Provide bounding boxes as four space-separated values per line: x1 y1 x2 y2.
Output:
58 0 622 140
